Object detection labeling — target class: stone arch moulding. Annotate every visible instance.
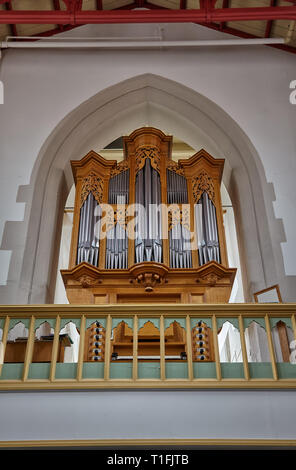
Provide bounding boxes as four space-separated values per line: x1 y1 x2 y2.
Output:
4 73 289 304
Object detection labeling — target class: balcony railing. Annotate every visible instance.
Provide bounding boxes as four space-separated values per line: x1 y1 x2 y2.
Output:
0 304 296 390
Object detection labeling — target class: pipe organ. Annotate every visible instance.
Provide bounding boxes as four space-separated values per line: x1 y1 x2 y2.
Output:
61 127 236 304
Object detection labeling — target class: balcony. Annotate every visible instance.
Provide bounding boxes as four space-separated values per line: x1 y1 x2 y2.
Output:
0 303 296 390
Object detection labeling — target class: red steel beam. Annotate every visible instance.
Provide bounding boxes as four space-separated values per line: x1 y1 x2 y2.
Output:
53 0 64 32
265 0 277 38
143 2 168 9
3 1 18 36
220 0 229 31
0 6 296 25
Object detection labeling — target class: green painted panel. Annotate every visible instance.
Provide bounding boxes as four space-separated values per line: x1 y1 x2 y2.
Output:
243 318 266 330
0 363 23 380
55 363 77 379
217 318 239 331
9 318 31 330
248 363 273 379
277 363 296 379
138 318 160 331
28 363 50 380
269 317 292 330
110 362 132 379
86 318 107 330
34 319 56 330
60 319 81 330
138 362 160 379
165 362 188 379
164 318 186 330
221 363 244 379
83 362 104 379
193 362 216 379
112 318 133 330
191 318 212 329
0 318 5 329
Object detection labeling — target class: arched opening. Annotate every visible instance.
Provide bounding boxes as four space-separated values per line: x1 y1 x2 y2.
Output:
53 133 244 303
13 74 283 304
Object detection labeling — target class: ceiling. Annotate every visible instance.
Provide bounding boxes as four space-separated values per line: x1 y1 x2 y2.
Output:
0 0 295 53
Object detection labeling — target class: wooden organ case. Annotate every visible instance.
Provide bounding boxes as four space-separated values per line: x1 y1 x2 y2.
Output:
61 127 236 305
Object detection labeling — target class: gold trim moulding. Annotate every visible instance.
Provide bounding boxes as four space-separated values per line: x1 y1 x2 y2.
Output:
1 303 296 316
1 379 296 391
0 439 296 448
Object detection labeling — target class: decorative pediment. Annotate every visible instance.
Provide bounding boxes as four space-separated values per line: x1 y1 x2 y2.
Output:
195 261 236 285
71 150 117 184
61 262 102 287
179 148 224 182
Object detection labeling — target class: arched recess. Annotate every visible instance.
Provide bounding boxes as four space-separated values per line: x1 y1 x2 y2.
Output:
13 73 286 303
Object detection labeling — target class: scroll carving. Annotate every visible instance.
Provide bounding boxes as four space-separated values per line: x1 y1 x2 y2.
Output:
80 172 104 207
135 146 160 174
166 159 184 176
168 205 191 232
192 170 215 204
78 275 102 288
110 160 129 178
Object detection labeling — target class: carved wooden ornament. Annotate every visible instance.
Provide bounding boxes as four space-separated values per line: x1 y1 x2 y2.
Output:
80 172 104 207
135 146 161 174
192 170 215 204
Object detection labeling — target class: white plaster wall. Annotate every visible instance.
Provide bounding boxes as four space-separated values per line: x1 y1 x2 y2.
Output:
0 389 296 442
0 23 295 302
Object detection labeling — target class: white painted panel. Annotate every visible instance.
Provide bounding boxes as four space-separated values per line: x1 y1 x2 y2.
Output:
0 390 296 441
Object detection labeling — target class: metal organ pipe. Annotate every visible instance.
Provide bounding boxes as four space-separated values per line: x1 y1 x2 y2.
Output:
135 159 162 263
167 169 192 269
106 170 129 269
195 192 220 265
77 192 100 267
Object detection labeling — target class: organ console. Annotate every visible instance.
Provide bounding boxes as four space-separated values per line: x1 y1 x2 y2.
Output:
110 320 187 361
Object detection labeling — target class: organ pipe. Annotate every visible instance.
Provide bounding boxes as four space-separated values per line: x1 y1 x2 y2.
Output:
135 158 162 263
70 128 227 272
195 191 220 265
77 192 101 267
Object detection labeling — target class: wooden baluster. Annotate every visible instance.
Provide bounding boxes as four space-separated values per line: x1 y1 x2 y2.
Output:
212 315 221 380
22 316 35 381
133 315 138 381
104 315 112 381
186 315 193 381
0 316 10 376
292 314 296 343
265 314 278 380
160 315 165 380
291 314 296 364
77 315 86 381
50 315 61 382
239 314 250 380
